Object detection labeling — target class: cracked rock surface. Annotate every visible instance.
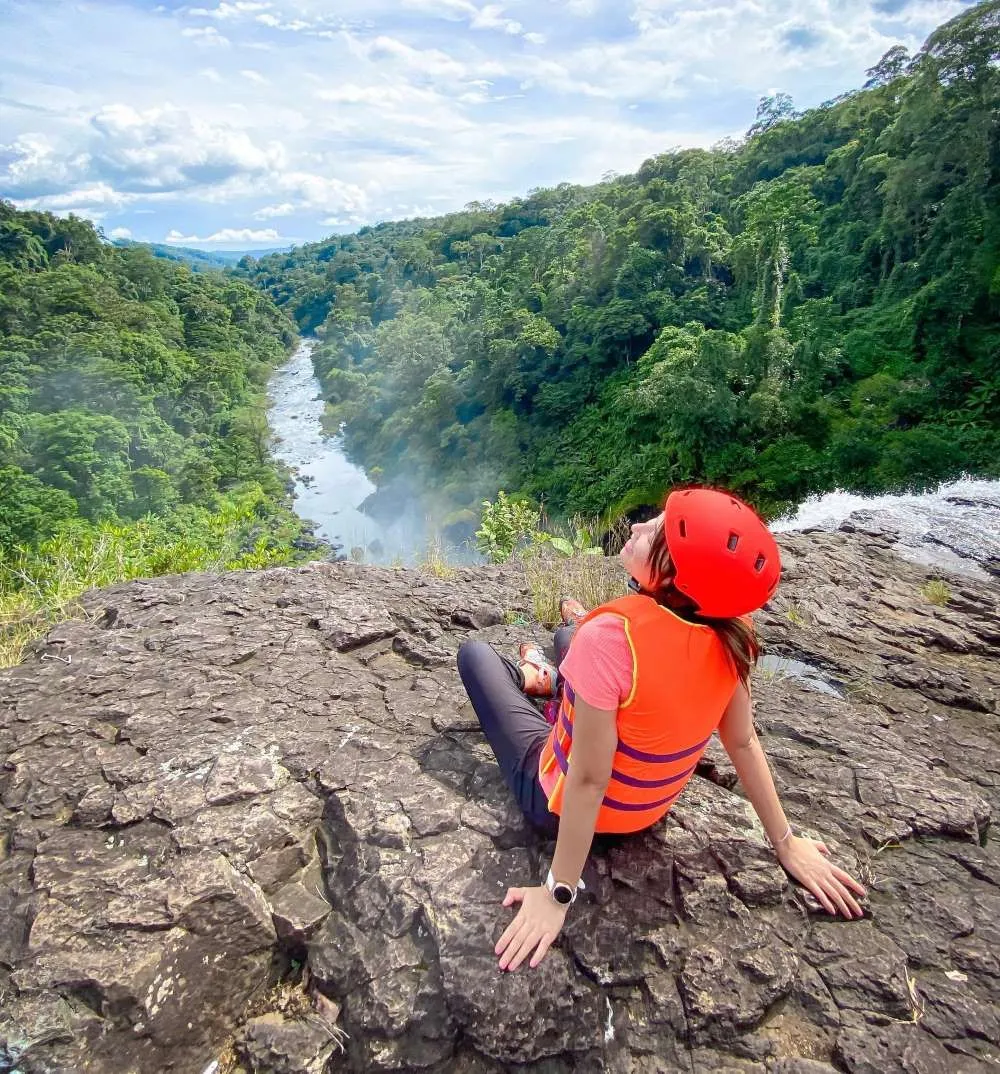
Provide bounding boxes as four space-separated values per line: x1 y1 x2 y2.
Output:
1 532 998 1073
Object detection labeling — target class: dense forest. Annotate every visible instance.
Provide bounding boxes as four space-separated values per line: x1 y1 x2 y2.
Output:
0 203 302 556
239 1 999 523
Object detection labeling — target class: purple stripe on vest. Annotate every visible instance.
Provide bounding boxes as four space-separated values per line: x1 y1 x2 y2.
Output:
558 711 711 767
610 763 696 789
549 734 689 813
564 681 575 705
602 789 683 812
615 734 712 765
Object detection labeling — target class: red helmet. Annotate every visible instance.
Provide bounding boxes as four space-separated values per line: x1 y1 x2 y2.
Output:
663 488 781 617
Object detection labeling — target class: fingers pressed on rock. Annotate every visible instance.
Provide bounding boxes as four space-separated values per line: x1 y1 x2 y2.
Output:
810 884 836 914
504 930 540 972
496 915 529 956
530 935 555 968
833 866 867 897
824 881 852 919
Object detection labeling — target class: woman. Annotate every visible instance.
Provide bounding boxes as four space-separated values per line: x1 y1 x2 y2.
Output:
457 487 866 972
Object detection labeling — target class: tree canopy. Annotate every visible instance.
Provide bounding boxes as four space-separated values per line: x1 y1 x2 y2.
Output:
0 203 299 553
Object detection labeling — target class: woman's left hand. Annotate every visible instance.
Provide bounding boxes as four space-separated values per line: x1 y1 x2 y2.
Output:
778 836 867 918
495 885 567 970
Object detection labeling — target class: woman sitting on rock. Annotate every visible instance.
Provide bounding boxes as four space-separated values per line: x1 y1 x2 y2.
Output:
457 487 867 972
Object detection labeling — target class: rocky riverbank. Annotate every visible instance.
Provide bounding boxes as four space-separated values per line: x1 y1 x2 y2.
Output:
1 527 998 1072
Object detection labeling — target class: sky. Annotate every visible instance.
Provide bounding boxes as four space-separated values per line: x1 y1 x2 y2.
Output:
0 0 974 249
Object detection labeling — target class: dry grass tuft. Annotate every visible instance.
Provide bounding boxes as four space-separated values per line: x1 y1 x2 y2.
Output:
518 548 627 627
922 579 951 606
420 537 457 580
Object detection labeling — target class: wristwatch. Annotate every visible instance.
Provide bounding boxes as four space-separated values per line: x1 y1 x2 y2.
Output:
545 869 577 906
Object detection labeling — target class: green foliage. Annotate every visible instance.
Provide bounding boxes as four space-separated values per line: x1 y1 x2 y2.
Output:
0 488 306 667
536 525 604 558
475 491 540 564
236 2 999 521
0 202 300 558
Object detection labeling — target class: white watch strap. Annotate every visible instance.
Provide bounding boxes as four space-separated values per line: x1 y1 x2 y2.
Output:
545 868 584 900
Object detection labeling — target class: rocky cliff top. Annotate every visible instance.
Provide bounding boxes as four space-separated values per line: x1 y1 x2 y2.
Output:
1 528 999 1074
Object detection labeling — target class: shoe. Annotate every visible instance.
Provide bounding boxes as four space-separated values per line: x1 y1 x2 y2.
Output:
518 643 559 698
559 597 586 626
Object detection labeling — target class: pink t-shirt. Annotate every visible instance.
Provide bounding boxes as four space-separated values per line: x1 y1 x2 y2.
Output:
558 613 634 710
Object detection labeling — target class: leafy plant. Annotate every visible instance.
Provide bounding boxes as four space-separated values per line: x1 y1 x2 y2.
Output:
537 525 604 558
475 491 540 564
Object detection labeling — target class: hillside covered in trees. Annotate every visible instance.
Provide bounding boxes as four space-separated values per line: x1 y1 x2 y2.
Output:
0 203 301 556
239 1 999 521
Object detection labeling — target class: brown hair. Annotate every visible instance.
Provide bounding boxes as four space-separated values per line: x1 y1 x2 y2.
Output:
645 523 759 687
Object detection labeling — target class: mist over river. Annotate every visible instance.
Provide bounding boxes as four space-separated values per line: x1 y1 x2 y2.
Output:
266 340 426 563
268 342 999 579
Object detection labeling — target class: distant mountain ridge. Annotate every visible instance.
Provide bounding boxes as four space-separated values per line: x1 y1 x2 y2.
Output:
112 239 292 271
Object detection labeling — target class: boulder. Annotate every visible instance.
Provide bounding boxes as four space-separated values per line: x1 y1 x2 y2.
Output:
1 539 998 1072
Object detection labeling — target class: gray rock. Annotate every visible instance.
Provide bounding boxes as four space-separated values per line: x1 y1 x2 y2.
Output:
0 543 998 1071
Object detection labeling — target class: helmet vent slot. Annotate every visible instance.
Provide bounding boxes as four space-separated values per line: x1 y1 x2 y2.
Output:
678 520 687 538
754 554 766 572
727 533 740 552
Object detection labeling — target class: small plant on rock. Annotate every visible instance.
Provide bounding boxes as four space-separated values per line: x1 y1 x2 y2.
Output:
922 579 951 606
420 537 456 579
476 492 540 565
785 603 807 626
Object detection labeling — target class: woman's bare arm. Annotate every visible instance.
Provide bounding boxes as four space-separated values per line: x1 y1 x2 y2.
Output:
549 696 617 887
718 682 867 918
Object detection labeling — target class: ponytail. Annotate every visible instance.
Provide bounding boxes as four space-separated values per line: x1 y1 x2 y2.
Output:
645 524 759 687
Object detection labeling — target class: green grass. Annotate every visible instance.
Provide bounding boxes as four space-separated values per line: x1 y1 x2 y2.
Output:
517 546 627 628
0 492 307 668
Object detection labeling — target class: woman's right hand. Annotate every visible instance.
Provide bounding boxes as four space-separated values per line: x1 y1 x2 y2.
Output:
777 836 867 918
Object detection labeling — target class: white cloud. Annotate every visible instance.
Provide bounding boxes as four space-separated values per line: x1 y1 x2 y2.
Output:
165 226 281 244
471 4 523 34
253 201 297 218
189 1 272 18
200 66 225 82
181 25 231 45
13 181 136 212
365 35 473 79
399 0 477 17
85 103 286 190
524 31 547 44
273 172 369 213
240 68 268 83
109 226 132 239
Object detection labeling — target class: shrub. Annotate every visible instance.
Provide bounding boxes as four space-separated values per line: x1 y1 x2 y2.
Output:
475 491 540 564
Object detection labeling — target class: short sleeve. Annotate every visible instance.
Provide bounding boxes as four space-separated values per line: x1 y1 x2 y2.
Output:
558 613 634 711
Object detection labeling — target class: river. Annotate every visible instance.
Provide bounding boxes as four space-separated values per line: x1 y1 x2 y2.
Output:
266 340 414 563
268 342 999 577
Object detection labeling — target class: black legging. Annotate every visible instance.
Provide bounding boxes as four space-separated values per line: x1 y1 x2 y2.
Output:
456 626 575 834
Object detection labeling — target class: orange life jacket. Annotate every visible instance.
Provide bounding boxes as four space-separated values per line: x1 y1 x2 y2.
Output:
538 594 740 834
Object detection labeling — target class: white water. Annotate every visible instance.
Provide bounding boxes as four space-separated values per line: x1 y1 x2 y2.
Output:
267 340 420 562
774 476 1000 579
